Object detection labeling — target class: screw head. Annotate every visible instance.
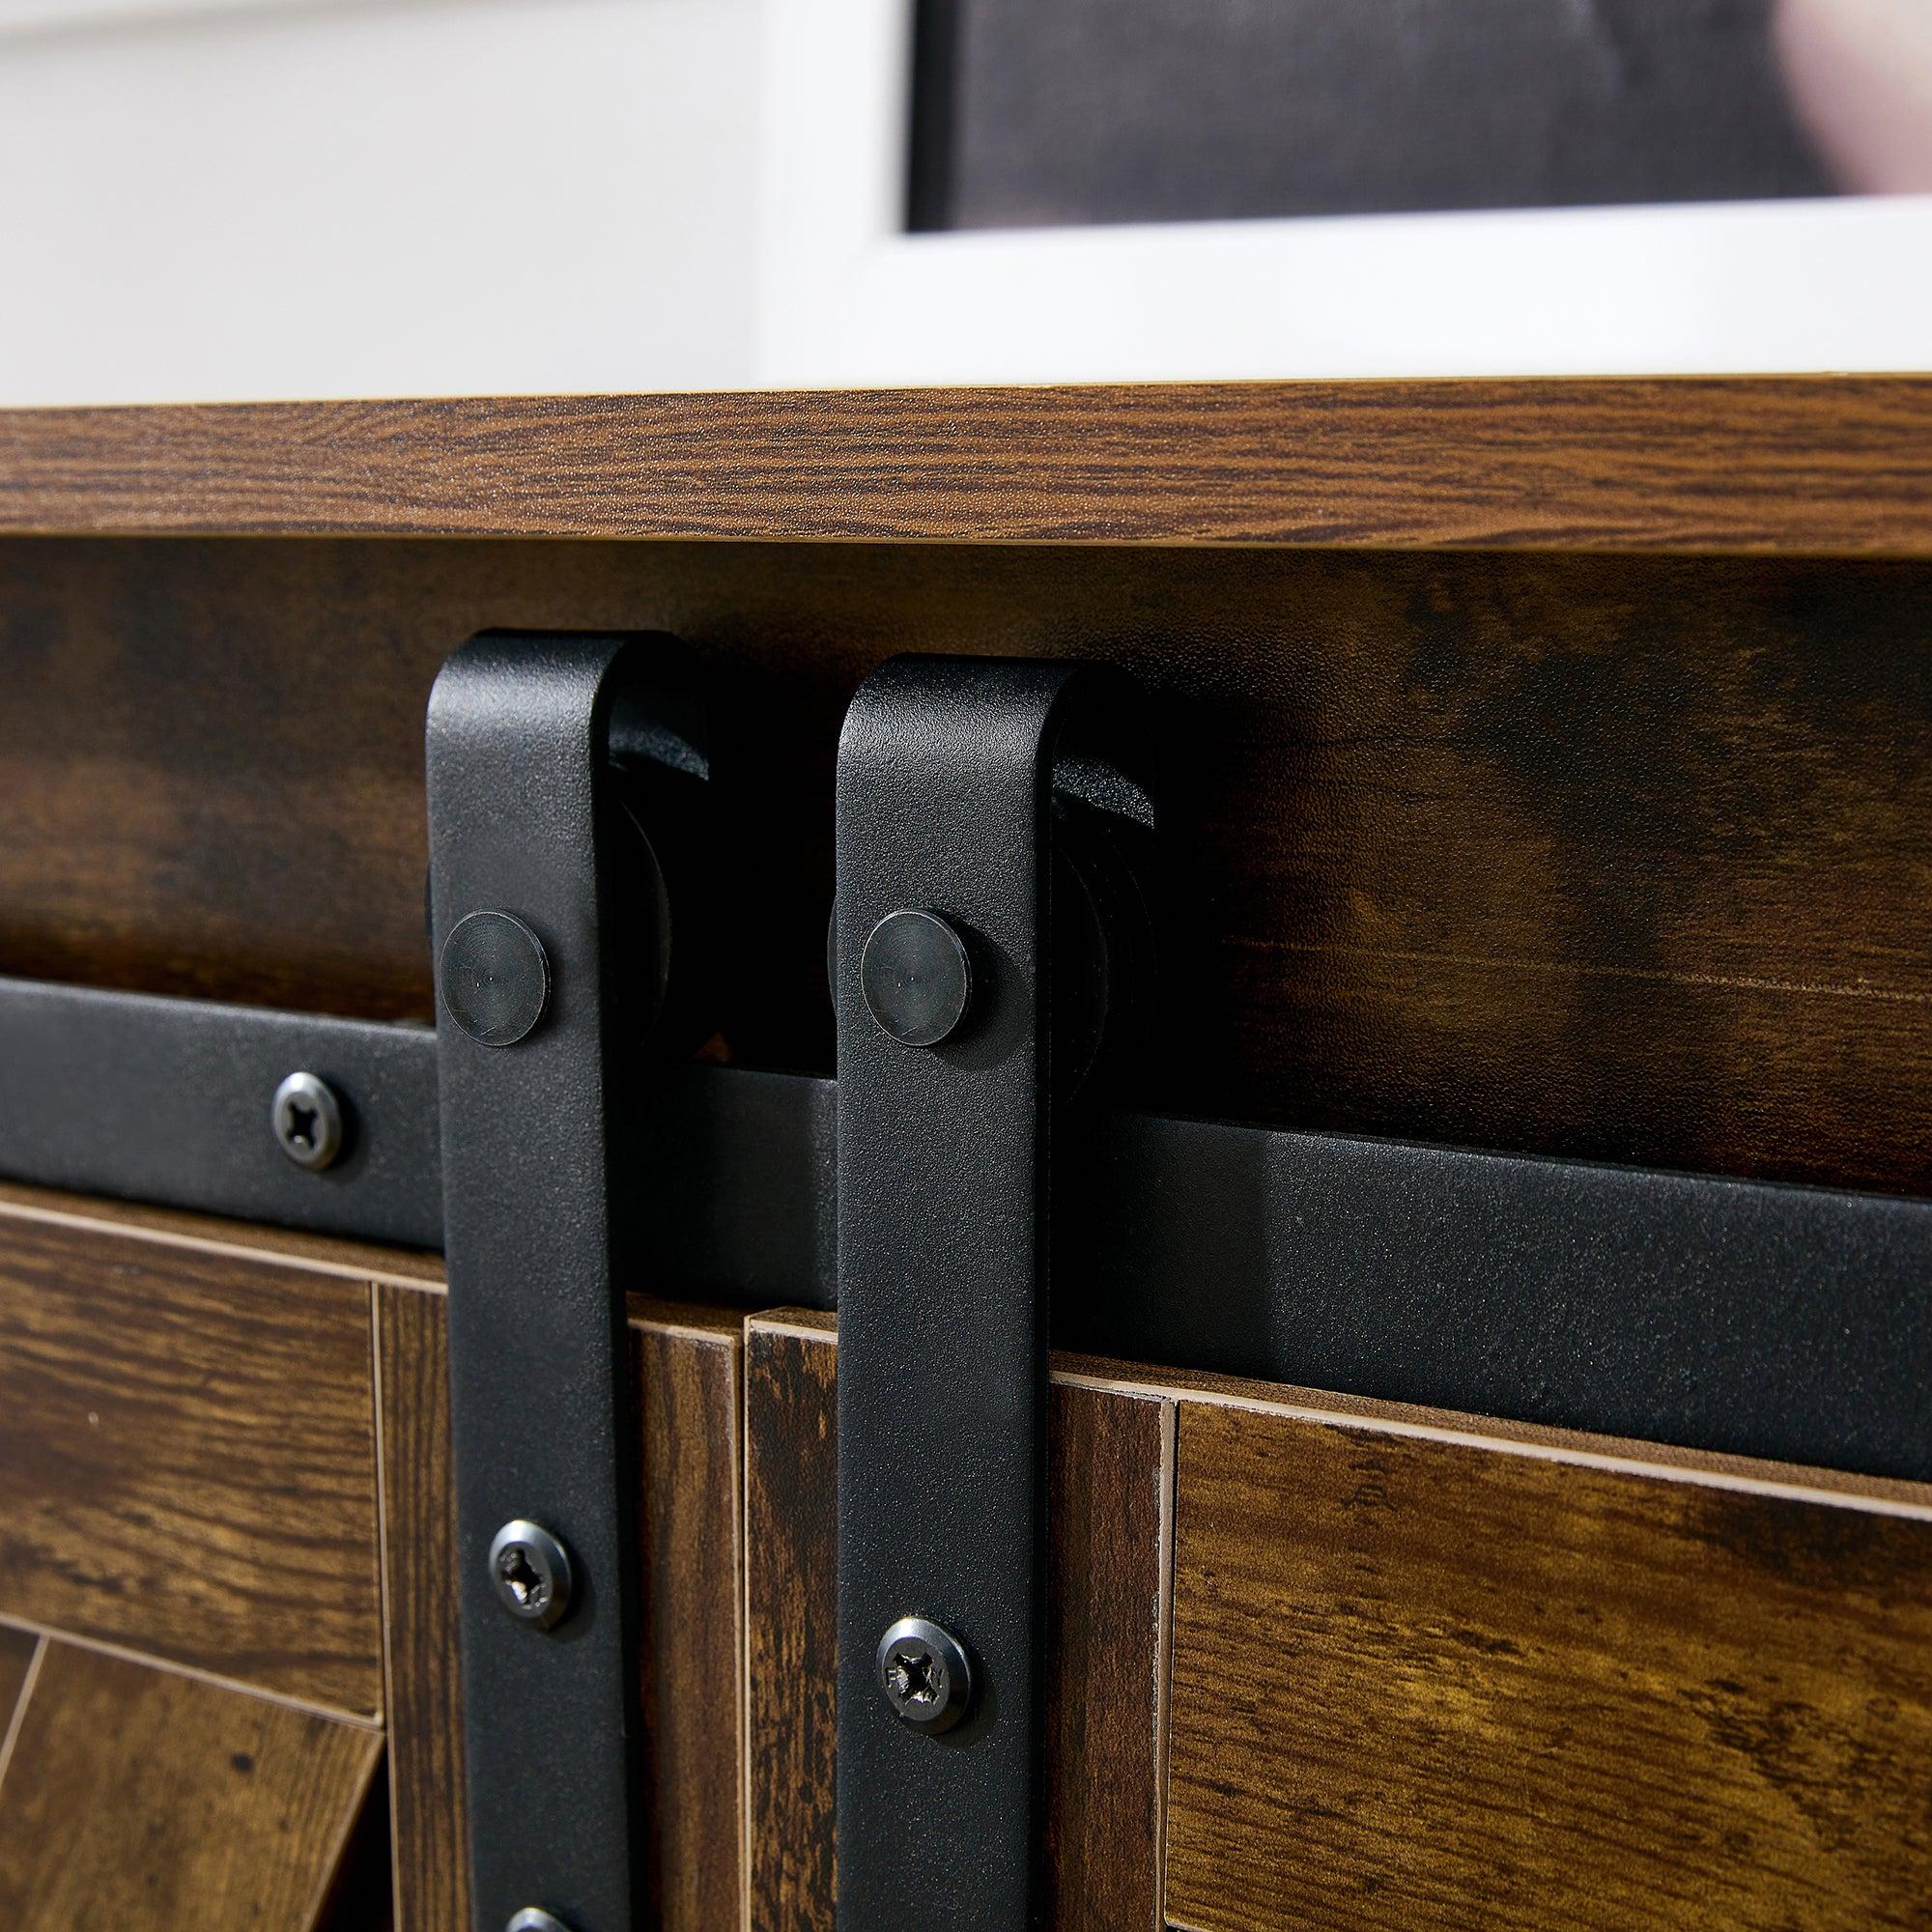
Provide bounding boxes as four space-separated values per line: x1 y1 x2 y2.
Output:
876 1615 973 1733
860 910 973 1048
271 1071 344 1171
440 910 551 1048
489 1520 574 1630
506 1912 573 1932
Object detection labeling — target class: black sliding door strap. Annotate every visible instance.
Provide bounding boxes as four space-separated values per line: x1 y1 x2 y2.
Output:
429 634 665 1932
832 656 1150 1931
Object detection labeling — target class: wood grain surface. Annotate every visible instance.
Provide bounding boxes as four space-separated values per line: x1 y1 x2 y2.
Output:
0 1625 36 1747
634 1311 747 1932
376 1284 746 1932
1164 1396 1932 1932
0 1179 443 1292
742 1315 1173 1931
0 1206 384 1717
3 534 1929 1194
1044 1381 1172 1932
0 1639 381 1931
742 1320 839 1932
1 382 1930 553
374 1282 467 1932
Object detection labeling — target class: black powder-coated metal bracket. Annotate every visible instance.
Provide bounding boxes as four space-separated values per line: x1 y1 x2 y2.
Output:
427 632 707 1932
6 975 1931 1487
832 656 1152 1932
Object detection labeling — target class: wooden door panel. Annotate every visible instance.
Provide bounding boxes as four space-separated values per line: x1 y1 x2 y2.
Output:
374 1282 746 1932
0 1201 384 1718
742 1313 1174 1932
0 1623 34 1737
635 1312 748 1932
373 1280 467 1932
0 1637 382 1931
741 1316 838 1929
0 1191 415 1924
1163 1387 1932 1931
0 1190 1926 1931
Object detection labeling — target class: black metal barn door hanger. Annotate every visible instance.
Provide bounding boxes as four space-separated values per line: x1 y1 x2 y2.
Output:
13 627 1929 1923
832 654 1154 1932
429 631 711 1932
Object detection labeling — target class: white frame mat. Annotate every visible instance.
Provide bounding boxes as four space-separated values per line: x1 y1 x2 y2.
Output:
757 0 1932 387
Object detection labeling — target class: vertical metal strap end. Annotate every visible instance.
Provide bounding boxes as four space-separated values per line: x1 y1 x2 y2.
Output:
431 632 704 1932
833 655 1148 1932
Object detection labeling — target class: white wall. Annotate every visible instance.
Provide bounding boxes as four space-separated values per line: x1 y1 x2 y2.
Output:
0 0 764 404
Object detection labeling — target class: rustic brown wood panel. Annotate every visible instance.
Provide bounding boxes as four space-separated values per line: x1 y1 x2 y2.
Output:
1043 1381 1171 1931
1165 1395 1932 1932
0 1180 442 1290
0 1639 382 1931
374 1282 468 1932
376 1284 745 1932
743 1320 838 1932
0 1625 37 1745
742 1315 1171 1931
635 1310 746 1932
3 535 1929 1196
0 1203 384 1717
1 382 1930 553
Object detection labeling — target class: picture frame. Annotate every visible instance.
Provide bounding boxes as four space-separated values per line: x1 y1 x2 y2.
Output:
757 0 1932 387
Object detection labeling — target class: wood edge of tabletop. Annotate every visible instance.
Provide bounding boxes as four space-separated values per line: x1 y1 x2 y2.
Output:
0 377 1928 554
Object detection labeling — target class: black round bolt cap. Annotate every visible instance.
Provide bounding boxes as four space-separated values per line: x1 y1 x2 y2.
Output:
440 910 550 1047
860 909 973 1048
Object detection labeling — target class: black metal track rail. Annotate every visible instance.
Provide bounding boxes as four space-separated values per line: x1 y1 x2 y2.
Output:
0 977 444 1246
0 973 1927 1483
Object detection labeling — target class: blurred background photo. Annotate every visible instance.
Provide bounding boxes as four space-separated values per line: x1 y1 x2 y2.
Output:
0 0 1927 404
906 0 1932 227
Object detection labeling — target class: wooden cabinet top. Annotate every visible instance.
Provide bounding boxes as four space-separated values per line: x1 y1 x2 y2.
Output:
1 378 1929 554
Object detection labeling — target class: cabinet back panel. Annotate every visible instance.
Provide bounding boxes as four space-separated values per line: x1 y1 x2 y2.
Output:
2 535 1927 1193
